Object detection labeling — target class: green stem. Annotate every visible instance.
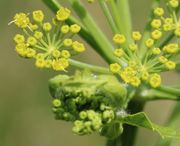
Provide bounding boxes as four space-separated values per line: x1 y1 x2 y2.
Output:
69 59 110 74
68 0 117 63
42 0 116 64
139 0 160 60
120 100 145 146
108 0 123 33
98 0 118 33
116 0 132 43
159 85 180 96
106 101 145 146
139 88 180 101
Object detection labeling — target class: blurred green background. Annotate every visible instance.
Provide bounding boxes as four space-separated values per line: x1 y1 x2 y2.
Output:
0 0 180 146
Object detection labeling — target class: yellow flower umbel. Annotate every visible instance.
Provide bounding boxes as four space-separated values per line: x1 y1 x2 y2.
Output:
152 0 180 37
110 0 180 89
12 7 85 72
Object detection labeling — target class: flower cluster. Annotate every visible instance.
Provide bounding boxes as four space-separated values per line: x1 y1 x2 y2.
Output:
110 0 179 88
12 7 85 71
49 71 126 136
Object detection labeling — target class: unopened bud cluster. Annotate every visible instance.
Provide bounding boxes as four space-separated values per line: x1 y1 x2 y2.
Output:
52 84 115 135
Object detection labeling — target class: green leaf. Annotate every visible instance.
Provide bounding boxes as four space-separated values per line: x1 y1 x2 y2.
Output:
120 112 180 139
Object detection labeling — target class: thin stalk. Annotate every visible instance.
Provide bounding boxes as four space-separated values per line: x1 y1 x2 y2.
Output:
139 88 180 101
42 0 116 64
159 85 180 96
108 0 123 33
68 0 116 61
69 59 110 74
139 0 160 60
98 0 118 33
116 0 132 43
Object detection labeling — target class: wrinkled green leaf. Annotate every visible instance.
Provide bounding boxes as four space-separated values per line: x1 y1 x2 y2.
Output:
120 112 180 139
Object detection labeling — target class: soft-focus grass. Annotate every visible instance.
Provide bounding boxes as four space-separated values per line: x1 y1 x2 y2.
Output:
0 0 179 146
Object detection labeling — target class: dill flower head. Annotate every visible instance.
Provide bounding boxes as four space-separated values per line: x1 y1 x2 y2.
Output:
110 0 180 88
12 7 85 72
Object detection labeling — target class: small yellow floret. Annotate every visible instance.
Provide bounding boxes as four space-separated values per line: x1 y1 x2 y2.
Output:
113 34 126 44
35 59 45 68
145 38 154 48
14 34 25 44
27 37 37 46
165 61 176 70
13 13 30 28
109 63 121 73
130 77 141 87
56 7 71 21
169 0 179 8
163 43 179 54
129 44 138 51
61 50 71 58
149 73 161 88
152 48 161 55
26 48 36 58
114 48 124 57
70 24 81 33
151 30 162 40
72 41 86 52
34 31 43 39
63 39 73 47
163 24 173 31
45 60 52 68
132 31 142 41
151 19 162 29
52 50 61 58
52 58 69 71
43 22 52 31
61 25 70 33
32 10 44 22
154 7 164 16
